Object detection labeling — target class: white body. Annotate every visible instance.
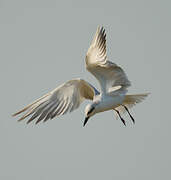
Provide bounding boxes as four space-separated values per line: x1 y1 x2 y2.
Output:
93 94 125 113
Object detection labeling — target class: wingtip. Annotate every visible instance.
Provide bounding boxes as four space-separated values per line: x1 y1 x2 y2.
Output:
96 25 105 33
12 113 16 117
97 25 105 28
17 118 24 122
95 26 100 35
12 112 19 117
26 120 31 124
97 25 101 29
12 106 30 117
143 93 151 98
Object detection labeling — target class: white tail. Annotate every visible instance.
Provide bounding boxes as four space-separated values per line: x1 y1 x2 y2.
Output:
115 93 149 116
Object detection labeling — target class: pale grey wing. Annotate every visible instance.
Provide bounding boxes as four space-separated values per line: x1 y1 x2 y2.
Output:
86 26 131 94
12 79 99 124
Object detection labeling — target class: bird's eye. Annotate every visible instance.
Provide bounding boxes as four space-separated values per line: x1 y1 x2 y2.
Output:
87 107 95 115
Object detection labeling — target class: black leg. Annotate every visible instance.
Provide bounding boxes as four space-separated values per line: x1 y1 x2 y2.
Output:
114 109 126 126
122 105 135 124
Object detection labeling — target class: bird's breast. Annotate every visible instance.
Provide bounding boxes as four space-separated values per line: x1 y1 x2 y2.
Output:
97 95 125 113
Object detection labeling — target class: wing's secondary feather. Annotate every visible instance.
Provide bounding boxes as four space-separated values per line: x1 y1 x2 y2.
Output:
12 79 99 124
86 26 131 94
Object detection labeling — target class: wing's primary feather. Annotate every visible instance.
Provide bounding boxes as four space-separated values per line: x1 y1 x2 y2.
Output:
12 79 99 124
86 26 131 94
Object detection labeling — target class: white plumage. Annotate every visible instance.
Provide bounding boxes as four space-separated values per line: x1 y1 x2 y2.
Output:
13 26 149 126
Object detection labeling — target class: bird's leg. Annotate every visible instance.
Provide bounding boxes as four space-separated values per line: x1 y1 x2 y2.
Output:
114 109 126 126
122 105 135 124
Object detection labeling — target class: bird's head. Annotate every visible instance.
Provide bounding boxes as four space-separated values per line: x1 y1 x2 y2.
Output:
84 104 96 127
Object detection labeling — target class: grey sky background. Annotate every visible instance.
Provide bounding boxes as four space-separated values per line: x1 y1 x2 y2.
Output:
0 0 170 179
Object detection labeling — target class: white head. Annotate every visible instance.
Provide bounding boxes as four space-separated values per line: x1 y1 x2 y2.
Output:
84 103 97 126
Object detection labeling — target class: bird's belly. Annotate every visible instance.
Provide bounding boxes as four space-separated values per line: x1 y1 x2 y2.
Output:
98 95 125 112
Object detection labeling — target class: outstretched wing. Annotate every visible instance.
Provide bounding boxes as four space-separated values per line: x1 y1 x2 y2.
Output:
86 26 131 94
12 79 99 124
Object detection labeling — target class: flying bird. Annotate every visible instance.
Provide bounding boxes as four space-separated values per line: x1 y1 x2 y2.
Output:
13 26 149 126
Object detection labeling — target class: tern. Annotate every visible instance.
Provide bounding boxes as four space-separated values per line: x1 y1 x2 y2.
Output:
13 26 149 126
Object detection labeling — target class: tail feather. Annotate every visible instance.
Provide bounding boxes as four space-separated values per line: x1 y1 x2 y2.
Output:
115 93 149 116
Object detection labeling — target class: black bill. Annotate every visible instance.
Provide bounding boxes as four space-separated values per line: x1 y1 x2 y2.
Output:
83 116 90 127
